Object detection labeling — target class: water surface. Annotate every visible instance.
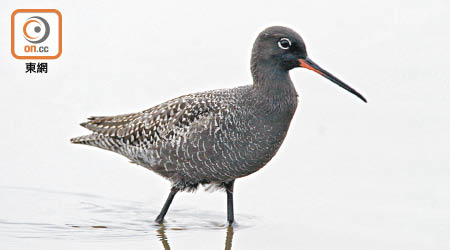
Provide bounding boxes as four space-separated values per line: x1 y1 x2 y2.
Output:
0 186 257 249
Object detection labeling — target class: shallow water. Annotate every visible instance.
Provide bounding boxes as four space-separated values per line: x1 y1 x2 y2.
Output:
2 182 450 250
0 186 255 249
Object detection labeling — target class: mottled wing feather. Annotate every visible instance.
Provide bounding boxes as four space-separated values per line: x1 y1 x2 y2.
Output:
80 113 142 136
80 92 227 147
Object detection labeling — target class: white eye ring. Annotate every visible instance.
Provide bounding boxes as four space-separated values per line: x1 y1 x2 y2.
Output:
278 38 291 49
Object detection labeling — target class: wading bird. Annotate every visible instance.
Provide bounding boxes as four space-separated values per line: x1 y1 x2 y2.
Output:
71 26 366 225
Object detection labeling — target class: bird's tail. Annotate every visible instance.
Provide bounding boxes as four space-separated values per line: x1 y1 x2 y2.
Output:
70 134 102 146
70 134 122 153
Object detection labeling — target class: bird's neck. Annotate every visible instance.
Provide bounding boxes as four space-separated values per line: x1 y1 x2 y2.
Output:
251 64 298 106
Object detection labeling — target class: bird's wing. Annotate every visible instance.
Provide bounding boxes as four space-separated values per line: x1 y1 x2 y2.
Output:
80 93 227 146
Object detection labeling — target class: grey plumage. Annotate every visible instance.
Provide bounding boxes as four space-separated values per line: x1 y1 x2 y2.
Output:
71 26 365 224
71 83 297 191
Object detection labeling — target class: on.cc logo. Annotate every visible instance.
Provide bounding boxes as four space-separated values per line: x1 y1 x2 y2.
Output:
23 16 50 44
11 9 62 60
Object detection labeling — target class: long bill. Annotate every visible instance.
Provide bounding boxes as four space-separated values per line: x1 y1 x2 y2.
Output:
299 57 367 103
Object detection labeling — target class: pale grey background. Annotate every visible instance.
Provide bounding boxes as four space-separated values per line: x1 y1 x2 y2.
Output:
0 0 449 249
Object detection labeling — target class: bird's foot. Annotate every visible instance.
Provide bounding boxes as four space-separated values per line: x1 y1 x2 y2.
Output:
155 216 164 224
227 220 237 227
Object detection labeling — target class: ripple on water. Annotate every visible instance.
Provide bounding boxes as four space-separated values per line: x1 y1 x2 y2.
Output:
0 186 256 241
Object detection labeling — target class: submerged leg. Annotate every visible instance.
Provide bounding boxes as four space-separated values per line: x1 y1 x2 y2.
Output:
224 180 235 225
155 187 178 224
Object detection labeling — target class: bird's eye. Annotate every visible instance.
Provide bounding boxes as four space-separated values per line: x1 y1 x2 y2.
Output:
278 38 291 50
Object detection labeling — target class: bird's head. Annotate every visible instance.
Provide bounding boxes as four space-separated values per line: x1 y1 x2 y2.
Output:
251 26 366 102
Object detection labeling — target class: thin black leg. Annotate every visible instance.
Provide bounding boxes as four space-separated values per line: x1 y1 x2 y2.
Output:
224 180 235 225
155 188 178 224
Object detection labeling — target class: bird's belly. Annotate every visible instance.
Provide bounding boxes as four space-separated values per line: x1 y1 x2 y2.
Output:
177 118 291 181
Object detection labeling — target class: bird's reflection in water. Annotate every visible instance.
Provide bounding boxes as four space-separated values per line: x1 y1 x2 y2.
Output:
156 225 235 250
224 226 234 250
156 225 171 250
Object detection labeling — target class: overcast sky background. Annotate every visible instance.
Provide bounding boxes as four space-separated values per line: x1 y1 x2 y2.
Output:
0 0 449 249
